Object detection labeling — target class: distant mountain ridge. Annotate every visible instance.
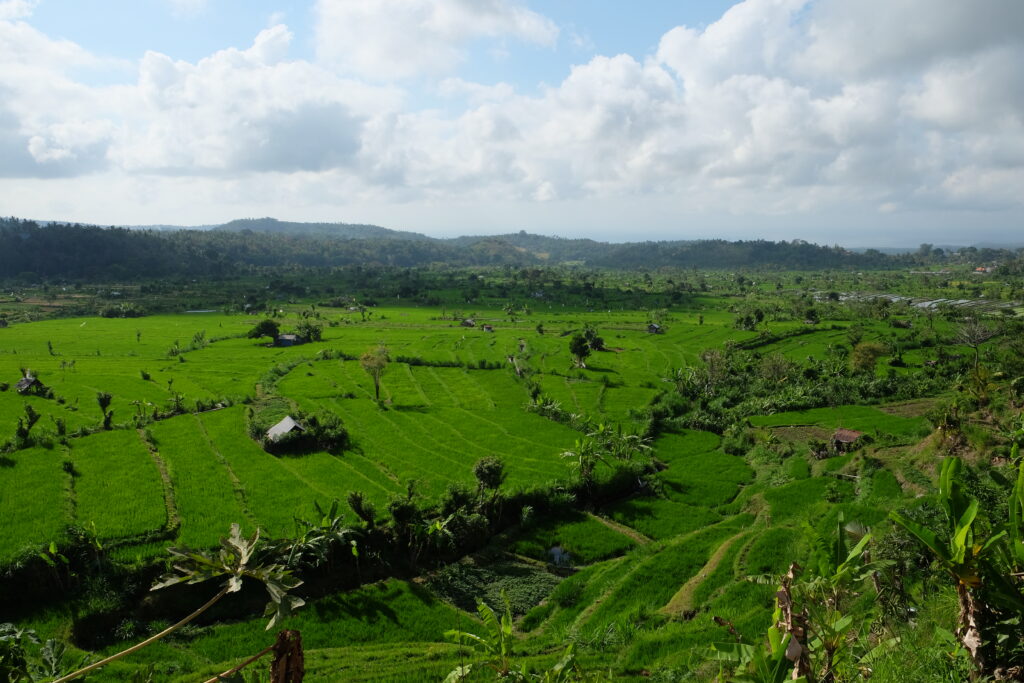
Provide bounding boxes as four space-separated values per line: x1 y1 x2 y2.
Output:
3 215 1021 281
212 217 433 241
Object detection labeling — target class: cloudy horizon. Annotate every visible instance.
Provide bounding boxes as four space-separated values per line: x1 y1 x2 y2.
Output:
1 0 1022 246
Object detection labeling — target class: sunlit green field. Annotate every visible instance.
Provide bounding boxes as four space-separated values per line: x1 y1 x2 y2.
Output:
0 298 950 680
2 306 744 562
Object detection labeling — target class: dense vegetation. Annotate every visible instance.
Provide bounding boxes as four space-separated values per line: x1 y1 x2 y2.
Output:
1 240 1024 681
6 217 1024 283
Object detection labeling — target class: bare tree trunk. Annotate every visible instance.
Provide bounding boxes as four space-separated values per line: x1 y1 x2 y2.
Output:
777 563 812 680
957 583 985 678
271 630 305 683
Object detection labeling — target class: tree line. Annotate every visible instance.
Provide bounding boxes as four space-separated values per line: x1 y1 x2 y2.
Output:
9 217 1022 283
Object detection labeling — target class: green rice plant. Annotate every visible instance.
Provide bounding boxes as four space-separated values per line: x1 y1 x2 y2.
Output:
604 497 723 540
763 478 854 524
510 511 636 565
869 469 903 501
748 405 926 438
0 447 69 561
581 515 753 632
196 408 325 536
659 449 753 509
70 430 166 540
741 527 802 576
146 579 478 666
654 430 722 459
783 455 811 480
148 415 248 549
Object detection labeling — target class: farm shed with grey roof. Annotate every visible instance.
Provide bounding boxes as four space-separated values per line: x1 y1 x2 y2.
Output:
15 375 40 394
267 416 304 442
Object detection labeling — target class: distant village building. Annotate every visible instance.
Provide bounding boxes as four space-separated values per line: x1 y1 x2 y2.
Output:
460 318 476 327
831 429 863 451
647 323 663 334
267 416 304 442
274 334 306 347
482 324 495 333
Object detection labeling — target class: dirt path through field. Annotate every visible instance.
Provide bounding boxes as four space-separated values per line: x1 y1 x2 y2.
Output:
660 530 747 617
586 512 652 546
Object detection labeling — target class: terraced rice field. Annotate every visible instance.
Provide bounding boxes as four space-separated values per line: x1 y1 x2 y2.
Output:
0 302 939 680
1 307 724 561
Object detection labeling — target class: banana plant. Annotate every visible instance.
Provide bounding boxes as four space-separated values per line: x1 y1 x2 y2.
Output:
445 596 590 682
445 591 517 680
560 438 610 489
890 457 1001 671
711 603 807 683
1006 443 1024 568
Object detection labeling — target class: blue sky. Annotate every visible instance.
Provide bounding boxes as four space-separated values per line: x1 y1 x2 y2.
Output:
2 0 1023 245
28 2 736 75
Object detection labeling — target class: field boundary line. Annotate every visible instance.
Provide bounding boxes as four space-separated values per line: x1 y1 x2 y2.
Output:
352 406 479 476
585 512 652 546
337 406 460 484
459 370 498 409
411 409 563 478
403 363 432 406
137 428 180 535
563 557 638 633
194 414 258 529
61 444 78 525
660 530 748 617
571 515 747 631
426 367 462 407
733 525 763 577
570 548 657 631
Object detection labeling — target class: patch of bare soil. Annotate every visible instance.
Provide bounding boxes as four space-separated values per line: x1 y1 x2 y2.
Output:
661 531 747 617
878 398 939 418
770 425 832 442
586 512 652 545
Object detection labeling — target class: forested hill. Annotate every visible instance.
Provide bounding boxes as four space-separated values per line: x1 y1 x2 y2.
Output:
213 217 433 241
1 216 1017 281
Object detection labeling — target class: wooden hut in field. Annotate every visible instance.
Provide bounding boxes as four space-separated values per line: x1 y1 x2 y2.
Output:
267 416 304 442
274 334 307 347
831 428 863 451
647 323 663 334
460 318 476 327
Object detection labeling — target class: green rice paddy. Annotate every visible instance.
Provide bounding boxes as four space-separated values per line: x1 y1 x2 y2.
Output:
0 299 947 680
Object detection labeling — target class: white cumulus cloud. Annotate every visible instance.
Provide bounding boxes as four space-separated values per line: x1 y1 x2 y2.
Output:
0 0 1023 237
314 0 558 80
0 0 37 20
